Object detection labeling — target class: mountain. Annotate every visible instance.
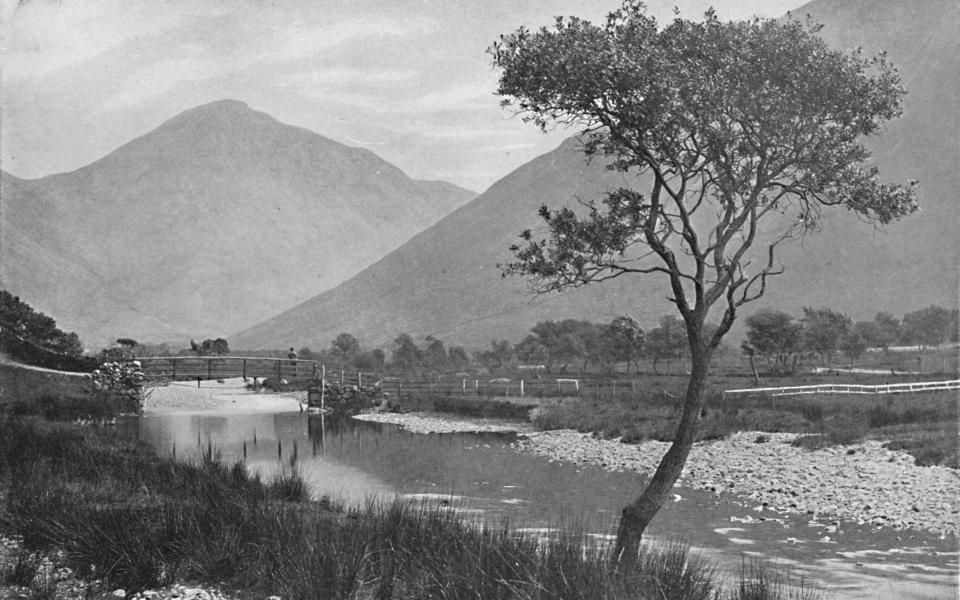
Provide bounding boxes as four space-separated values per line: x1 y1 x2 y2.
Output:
0 100 475 347
230 0 959 352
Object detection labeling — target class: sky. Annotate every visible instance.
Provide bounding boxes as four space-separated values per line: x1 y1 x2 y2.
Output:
2 0 805 193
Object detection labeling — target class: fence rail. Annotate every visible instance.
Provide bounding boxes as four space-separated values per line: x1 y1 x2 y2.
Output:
723 379 960 398
136 356 959 400
138 356 320 382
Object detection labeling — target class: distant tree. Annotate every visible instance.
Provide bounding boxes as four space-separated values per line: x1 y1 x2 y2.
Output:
900 305 956 347
475 339 515 372
447 346 470 371
580 321 618 372
852 321 883 350
528 320 594 372
839 328 869 361
190 338 230 356
391 334 421 373
870 312 901 350
209 338 230 356
801 307 852 366
645 316 687 374
331 333 361 365
491 2 916 560
744 310 802 374
116 338 138 349
607 316 645 373
514 334 548 367
354 348 387 372
423 336 449 372
297 346 317 361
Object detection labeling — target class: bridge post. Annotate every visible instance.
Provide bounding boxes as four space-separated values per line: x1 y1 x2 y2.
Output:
207 359 212 381
172 358 177 380
243 359 247 379
276 360 281 381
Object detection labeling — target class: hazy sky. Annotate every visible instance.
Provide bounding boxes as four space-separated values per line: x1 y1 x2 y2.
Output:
2 0 806 192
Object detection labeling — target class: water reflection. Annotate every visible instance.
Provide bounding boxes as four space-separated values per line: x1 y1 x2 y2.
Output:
133 411 958 600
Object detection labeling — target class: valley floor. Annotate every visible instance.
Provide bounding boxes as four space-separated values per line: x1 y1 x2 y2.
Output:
353 411 959 538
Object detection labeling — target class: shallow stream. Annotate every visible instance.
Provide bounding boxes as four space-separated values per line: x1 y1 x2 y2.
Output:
126 410 958 599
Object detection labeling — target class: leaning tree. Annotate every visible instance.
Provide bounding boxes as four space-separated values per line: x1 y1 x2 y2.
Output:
490 2 917 564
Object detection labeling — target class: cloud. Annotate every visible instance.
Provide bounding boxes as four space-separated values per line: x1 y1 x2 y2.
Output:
284 67 417 89
100 57 226 111
2 1 185 82
409 81 498 112
483 142 538 152
273 16 440 63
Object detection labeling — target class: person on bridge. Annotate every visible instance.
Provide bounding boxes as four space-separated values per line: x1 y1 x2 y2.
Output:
288 347 298 377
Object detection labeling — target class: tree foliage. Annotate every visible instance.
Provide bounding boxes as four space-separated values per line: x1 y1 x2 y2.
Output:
800 307 852 364
190 338 230 356
0 290 83 357
744 309 802 374
490 2 917 561
900 305 958 347
606 316 645 372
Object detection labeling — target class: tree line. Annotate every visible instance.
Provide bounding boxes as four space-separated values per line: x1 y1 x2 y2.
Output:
743 305 959 375
269 315 703 377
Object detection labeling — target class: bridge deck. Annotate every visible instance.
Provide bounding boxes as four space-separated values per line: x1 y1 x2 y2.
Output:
136 356 320 382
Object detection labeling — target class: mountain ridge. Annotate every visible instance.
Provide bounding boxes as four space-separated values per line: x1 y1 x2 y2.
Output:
1 100 475 347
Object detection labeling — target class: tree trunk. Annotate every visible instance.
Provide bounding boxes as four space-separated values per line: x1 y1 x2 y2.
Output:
612 348 711 566
748 353 760 385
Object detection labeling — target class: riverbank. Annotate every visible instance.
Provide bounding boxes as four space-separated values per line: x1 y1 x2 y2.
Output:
353 411 959 537
3 417 804 600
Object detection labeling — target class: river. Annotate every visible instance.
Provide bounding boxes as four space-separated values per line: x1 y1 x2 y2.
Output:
126 409 958 599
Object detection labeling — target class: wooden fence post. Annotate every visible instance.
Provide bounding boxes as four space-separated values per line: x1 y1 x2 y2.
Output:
172 359 177 380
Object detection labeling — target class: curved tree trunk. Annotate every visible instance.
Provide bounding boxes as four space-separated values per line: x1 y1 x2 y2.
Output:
612 347 712 566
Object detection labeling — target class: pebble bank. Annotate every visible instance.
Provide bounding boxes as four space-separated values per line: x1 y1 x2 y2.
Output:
352 412 959 537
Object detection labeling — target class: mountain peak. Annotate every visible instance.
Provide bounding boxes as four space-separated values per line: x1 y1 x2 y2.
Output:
157 99 268 130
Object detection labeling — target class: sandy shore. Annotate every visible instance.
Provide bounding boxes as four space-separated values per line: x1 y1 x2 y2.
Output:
352 411 959 537
143 378 304 414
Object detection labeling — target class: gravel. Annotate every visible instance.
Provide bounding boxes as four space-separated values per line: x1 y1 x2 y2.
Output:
516 429 960 537
354 411 958 537
353 411 533 434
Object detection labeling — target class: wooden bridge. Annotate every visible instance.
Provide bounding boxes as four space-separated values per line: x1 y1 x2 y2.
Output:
136 356 321 382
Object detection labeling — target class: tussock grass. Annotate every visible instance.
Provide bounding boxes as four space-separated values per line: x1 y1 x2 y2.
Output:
0 416 819 599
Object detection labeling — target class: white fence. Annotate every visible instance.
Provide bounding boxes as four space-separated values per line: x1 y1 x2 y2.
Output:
723 379 960 398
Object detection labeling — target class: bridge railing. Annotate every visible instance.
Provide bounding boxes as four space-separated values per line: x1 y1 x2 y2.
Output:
137 356 320 382
723 379 960 398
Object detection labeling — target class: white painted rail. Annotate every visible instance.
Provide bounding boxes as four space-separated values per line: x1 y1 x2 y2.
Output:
723 379 960 398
